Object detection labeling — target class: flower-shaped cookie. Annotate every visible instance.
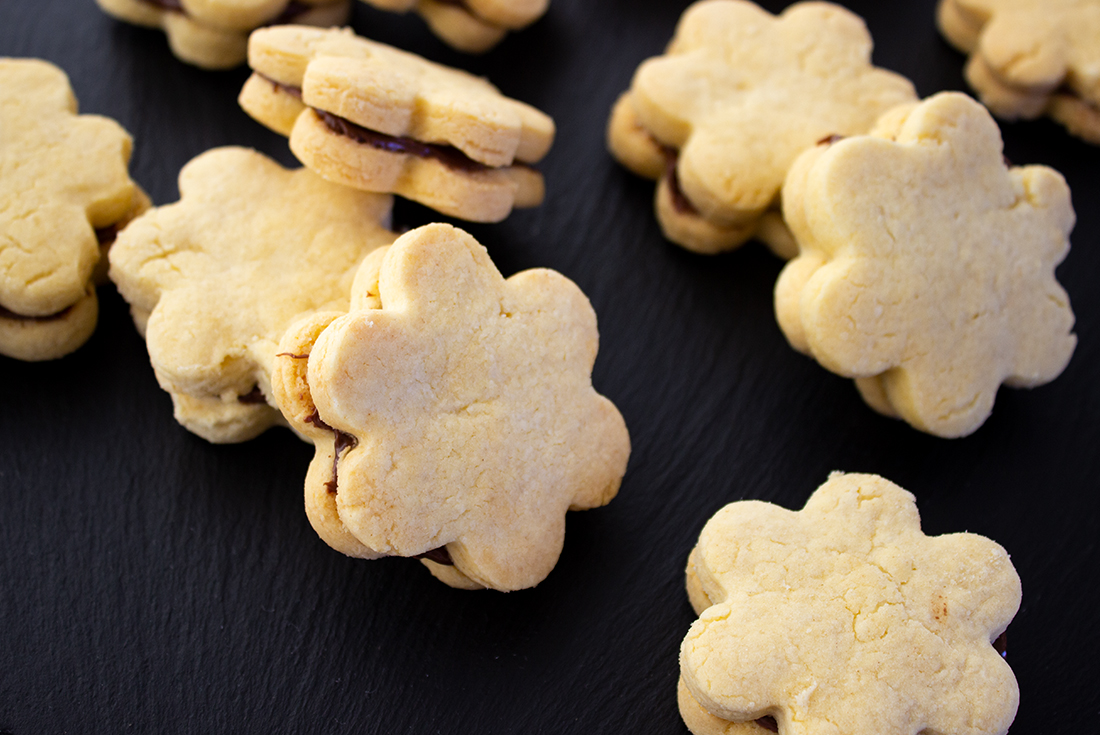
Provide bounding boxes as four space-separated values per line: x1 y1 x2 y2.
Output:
1 58 144 362
609 0 915 253
775 92 1076 438
109 147 395 443
95 0 350 69
937 0 1100 143
239 25 553 222
271 223 630 591
681 472 1021 735
359 0 549 54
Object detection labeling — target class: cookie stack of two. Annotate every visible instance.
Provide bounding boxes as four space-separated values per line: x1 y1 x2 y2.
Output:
357 0 550 54
109 25 630 593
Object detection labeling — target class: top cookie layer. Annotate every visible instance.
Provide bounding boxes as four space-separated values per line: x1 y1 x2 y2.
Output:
627 0 916 224
1 58 136 318
109 147 395 443
683 472 1021 735
272 223 630 591
247 25 554 167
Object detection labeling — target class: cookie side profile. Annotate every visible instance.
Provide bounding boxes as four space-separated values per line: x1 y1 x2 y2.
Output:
108 147 395 443
95 0 350 69
240 25 554 222
775 92 1075 438
271 223 630 591
681 472 1021 735
357 0 548 54
1 58 145 361
608 0 916 254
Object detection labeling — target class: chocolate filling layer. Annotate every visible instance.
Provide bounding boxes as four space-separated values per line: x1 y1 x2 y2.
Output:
816 133 844 146
662 146 698 216
260 74 303 101
0 301 77 323
415 547 455 566
237 385 266 404
96 223 122 246
302 409 358 495
316 110 493 173
994 631 1007 657
756 716 778 732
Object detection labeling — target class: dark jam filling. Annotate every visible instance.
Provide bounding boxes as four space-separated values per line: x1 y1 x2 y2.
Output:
415 547 455 566
315 110 494 174
96 223 121 246
261 74 303 101
237 386 267 404
661 146 698 216
756 716 778 732
816 134 844 146
304 409 358 495
994 631 1007 657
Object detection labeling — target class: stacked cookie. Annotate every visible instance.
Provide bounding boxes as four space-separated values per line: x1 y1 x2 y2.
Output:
608 0 1077 439
358 0 549 53
95 0 350 69
239 25 555 222
937 0 1100 144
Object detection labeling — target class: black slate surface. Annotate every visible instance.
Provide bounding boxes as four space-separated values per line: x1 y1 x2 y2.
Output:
1 1 1098 732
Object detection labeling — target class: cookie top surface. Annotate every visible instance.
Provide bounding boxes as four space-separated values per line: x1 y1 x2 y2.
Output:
628 0 916 219
683 472 1021 735
1 57 136 316
277 223 630 591
108 147 395 426
775 92 1076 438
247 25 554 167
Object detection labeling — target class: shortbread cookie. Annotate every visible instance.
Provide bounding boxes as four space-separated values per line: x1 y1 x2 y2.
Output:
239 25 553 222
607 0 916 254
1 58 146 362
359 0 547 53
936 0 1100 143
271 223 630 591
96 0 350 69
775 92 1076 438
108 147 395 443
681 472 1021 735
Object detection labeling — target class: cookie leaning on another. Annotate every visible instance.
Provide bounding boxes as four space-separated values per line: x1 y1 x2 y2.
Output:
271 223 630 591
775 92 1076 438
681 472 1020 735
239 25 554 223
936 0 1100 144
109 147 396 443
607 0 916 255
95 0 350 69
358 0 549 54
0 58 147 362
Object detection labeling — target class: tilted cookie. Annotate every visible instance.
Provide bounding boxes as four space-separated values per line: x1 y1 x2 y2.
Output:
95 0 350 70
271 223 630 591
681 472 1020 735
607 0 916 254
775 92 1076 438
936 0 1100 144
239 25 554 222
1 58 146 362
358 0 548 54
108 147 395 443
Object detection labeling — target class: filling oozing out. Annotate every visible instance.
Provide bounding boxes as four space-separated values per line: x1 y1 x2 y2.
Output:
661 146 698 216
237 385 267 404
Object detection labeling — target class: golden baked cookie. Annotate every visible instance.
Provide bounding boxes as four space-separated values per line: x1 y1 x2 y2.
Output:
936 0 1100 143
607 0 916 254
108 147 395 443
681 472 1021 735
1 58 146 362
271 223 630 591
95 0 350 69
775 92 1076 438
357 0 548 54
239 25 553 222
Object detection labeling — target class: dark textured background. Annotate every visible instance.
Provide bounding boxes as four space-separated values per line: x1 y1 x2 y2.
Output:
1 1 1097 732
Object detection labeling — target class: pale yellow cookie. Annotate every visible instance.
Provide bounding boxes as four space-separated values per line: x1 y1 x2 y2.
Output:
270 223 630 591
0 58 145 362
936 0 1100 143
681 472 1021 735
775 92 1076 438
108 147 395 443
240 25 554 221
608 0 916 253
357 0 547 53
96 0 350 70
